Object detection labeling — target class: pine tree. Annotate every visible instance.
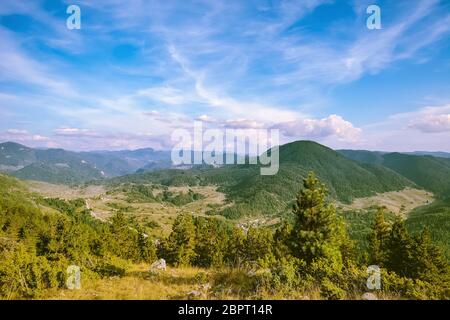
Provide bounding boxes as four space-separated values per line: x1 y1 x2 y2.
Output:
289 172 346 272
162 214 196 266
224 227 246 268
110 211 140 261
410 227 449 283
137 229 157 263
243 227 274 267
368 208 390 265
193 217 230 268
273 222 293 259
385 216 413 277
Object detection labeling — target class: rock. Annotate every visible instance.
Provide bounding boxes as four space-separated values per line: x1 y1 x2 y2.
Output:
187 290 203 299
361 292 378 300
149 259 166 272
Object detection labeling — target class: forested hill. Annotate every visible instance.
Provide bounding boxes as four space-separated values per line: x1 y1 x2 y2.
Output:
339 150 450 198
111 141 415 217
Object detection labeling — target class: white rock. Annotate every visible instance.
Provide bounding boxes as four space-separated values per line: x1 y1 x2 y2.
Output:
150 258 166 271
361 292 378 300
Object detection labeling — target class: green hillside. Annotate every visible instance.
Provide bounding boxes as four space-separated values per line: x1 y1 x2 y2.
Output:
0 173 158 298
12 162 103 185
382 153 450 196
0 142 37 170
406 198 450 259
337 149 386 165
339 150 450 197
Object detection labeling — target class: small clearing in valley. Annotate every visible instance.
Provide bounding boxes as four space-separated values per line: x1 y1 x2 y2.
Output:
338 188 434 215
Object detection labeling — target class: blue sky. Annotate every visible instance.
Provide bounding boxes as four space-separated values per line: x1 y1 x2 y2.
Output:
0 0 449 151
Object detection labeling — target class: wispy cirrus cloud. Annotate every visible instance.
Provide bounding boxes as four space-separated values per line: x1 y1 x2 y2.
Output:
0 0 449 151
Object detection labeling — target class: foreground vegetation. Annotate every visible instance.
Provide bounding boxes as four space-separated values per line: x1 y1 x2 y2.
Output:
0 172 449 299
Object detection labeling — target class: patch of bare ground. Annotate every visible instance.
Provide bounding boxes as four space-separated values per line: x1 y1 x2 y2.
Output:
337 188 434 215
26 180 105 199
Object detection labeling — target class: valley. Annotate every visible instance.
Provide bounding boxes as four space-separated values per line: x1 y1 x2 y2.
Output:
26 180 435 234
1 140 450 300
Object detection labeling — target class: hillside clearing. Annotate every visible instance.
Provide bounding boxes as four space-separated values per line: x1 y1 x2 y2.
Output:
338 188 433 215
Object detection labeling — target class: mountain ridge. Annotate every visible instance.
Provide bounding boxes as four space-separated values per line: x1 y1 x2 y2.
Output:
0 141 172 183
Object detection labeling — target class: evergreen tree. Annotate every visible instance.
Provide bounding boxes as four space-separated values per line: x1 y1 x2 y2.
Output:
273 222 293 259
224 227 246 268
243 227 274 267
110 211 140 261
137 229 157 263
385 216 413 277
368 208 390 265
410 227 449 283
193 217 230 267
161 214 196 266
289 172 346 273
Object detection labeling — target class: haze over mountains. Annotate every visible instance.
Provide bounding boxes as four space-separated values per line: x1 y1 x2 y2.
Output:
0 141 172 184
1 140 450 214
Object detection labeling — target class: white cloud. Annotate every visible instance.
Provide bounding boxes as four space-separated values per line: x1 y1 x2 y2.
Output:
277 115 362 142
2 129 49 142
6 129 28 135
407 105 450 133
1 0 449 152
360 104 450 151
53 127 100 137
196 114 216 123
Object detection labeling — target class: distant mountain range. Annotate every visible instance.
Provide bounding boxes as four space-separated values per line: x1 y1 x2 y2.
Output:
0 141 172 184
404 151 450 158
2 141 450 215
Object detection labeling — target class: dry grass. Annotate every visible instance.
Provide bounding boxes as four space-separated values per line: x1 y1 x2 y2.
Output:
26 180 105 199
40 264 211 300
37 264 320 300
38 263 400 300
337 188 433 215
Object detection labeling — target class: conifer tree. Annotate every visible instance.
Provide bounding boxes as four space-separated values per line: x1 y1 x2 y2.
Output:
410 227 449 283
243 227 274 267
273 222 293 259
224 227 246 267
385 216 413 277
193 217 230 267
162 214 196 266
368 208 390 265
110 211 139 261
137 229 157 263
289 172 346 272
